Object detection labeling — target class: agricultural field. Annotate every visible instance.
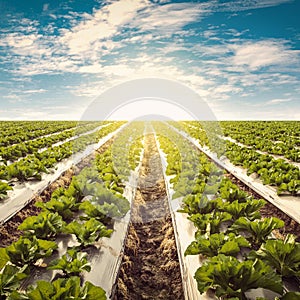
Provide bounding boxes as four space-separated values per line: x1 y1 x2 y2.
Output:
0 120 300 300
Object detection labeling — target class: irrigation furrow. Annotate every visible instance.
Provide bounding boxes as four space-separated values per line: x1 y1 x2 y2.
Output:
114 133 184 300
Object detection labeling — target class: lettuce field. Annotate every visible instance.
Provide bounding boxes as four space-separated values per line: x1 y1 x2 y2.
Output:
0 120 300 300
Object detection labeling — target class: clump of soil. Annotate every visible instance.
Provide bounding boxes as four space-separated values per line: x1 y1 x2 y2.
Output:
114 134 184 300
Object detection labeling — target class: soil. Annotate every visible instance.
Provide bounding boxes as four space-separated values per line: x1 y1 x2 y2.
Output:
114 133 184 300
0 138 113 247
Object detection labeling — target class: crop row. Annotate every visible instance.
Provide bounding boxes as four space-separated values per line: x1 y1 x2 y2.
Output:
0 122 144 299
0 122 107 164
157 122 300 300
225 141 300 195
0 122 124 199
111 121 145 182
221 121 300 147
153 122 200 200
0 121 89 147
221 121 300 162
176 121 300 196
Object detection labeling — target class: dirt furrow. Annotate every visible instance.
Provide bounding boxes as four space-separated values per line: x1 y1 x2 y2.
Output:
115 133 184 300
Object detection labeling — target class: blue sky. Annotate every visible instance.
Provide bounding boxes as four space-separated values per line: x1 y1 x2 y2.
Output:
0 0 299 120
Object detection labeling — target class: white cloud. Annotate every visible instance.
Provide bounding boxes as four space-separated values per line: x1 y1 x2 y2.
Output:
132 2 209 34
267 98 292 104
230 40 300 70
78 64 103 74
0 106 85 120
59 0 148 55
216 0 293 12
23 89 47 94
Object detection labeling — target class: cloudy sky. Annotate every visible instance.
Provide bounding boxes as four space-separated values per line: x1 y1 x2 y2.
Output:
0 0 299 120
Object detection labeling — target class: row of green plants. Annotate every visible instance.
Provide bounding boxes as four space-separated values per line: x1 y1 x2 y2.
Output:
0 121 82 147
0 179 118 299
111 122 145 181
173 121 226 158
153 121 200 199
158 124 300 299
220 121 300 162
0 122 145 299
0 122 124 199
0 122 106 164
225 141 300 196
173 121 299 196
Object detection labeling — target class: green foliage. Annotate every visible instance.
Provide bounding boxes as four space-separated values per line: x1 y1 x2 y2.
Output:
0 181 12 200
48 248 91 276
64 218 113 247
179 194 223 215
220 199 265 221
0 236 57 267
194 254 283 299
220 180 250 202
9 276 106 300
188 211 232 235
278 292 300 300
0 263 28 299
248 234 300 278
79 200 121 223
185 232 250 257
18 212 66 239
278 180 300 196
35 195 79 220
229 217 284 248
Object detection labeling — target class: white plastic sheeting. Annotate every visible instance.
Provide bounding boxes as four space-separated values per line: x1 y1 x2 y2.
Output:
19 133 143 299
0 124 126 225
155 135 214 300
173 127 300 225
155 130 287 300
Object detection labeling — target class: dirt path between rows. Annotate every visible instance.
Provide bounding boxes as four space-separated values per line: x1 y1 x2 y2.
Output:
114 133 184 300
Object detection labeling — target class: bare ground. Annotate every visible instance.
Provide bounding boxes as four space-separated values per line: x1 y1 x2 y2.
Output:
114 133 184 300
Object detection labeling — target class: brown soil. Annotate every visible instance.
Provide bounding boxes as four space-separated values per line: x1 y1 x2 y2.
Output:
114 134 184 300
0 138 113 247
227 173 300 241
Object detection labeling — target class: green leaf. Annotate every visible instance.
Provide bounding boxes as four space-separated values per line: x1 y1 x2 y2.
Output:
4 236 57 267
280 292 300 300
18 212 65 239
248 234 300 278
25 276 106 300
35 195 78 220
0 263 28 297
81 281 106 299
65 218 113 247
0 181 13 200
189 211 232 235
48 248 91 276
0 248 9 269
185 233 250 257
229 217 284 247
194 254 283 298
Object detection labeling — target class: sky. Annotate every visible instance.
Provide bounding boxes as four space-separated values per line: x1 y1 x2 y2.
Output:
0 0 299 120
